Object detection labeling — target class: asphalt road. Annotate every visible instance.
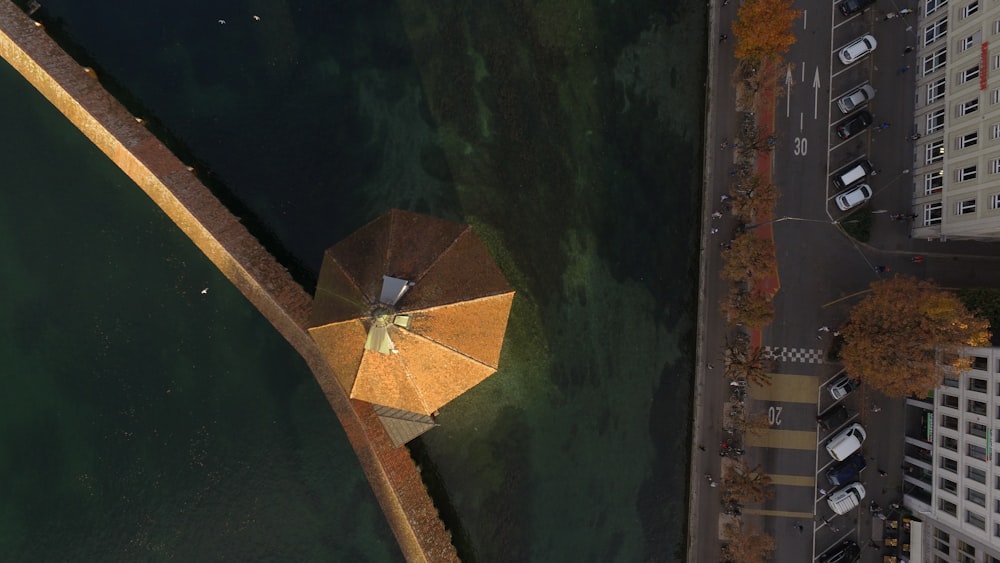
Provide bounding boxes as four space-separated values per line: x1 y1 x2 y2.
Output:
695 0 1000 561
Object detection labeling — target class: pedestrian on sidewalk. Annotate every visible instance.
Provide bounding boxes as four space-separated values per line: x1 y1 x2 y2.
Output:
899 8 913 14
710 481 719 487
872 404 882 413
878 468 888 476
902 45 914 55
817 326 830 333
710 227 719 234
719 34 728 43
898 65 909 74
711 210 723 219
874 265 890 273
720 194 730 202
698 444 706 451
910 255 924 263
795 524 804 533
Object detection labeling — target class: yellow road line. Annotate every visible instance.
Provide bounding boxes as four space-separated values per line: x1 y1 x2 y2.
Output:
822 288 872 308
742 508 815 518
746 429 817 449
750 373 818 403
768 474 816 487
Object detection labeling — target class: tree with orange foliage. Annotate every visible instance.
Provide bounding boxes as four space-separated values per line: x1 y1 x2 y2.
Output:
840 276 991 397
721 232 777 285
732 0 801 62
722 520 776 563
720 286 775 329
730 173 780 223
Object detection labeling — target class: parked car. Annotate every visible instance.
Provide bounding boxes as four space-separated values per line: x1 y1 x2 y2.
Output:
839 35 877 65
836 110 872 139
827 482 866 514
839 0 875 16
835 184 873 211
829 374 858 400
820 540 861 563
837 84 875 114
826 422 866 461
818 404 850 432
831 159 873 190
826 452 867 486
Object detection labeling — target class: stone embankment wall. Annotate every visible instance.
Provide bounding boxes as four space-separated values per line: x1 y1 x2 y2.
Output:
0 3 457 561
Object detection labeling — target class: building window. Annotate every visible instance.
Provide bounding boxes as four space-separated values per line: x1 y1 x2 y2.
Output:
973 356 988 369
924 48 948 75
960 98 980 115
928 78 947 102
969 399 987 414
958 131 979 148
962 35 977 51
926 202 944 225
968 421 988 438
940 497 958 515
992 193 1000 208
926 171 945 193
993 123 1000 138
928 110 946 134
927 0 949 14
957 167 977 183
968 443 988 459
968 488 987 506
968 464 987 483
943 393 960 408
963 0 980 18
961 65 981 83
967 510 986 529
969 377 988 392
991 160 1000 174
941 476 959 492
941 456 959 472
942 435 959 451
996 19 1000 34
926 18 949 46
993 89 1000 104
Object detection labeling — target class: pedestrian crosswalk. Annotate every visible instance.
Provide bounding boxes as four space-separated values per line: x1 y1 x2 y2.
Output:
763 345 824 364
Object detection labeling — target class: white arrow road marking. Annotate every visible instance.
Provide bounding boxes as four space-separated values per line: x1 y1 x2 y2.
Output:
786 65 793 117
813 67 821 120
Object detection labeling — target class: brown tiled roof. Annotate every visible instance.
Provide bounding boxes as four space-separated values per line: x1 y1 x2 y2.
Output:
308 210 515 416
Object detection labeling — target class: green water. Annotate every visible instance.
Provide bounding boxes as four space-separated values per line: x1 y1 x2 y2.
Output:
0 61 400 561
12 0 708 560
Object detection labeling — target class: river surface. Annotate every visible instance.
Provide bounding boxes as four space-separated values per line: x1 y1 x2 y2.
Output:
3 0 706 560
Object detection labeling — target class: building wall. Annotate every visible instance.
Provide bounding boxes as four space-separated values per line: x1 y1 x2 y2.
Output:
912 0 1000 240
903 346 1000 562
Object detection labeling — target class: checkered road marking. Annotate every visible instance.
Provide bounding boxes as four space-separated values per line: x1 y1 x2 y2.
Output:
762 346 824 364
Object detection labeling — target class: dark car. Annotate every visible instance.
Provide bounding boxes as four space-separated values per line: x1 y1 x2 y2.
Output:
820 540 860 563
836 110 872 139
818 404 850 432
839 0 875 16
825 452 867 486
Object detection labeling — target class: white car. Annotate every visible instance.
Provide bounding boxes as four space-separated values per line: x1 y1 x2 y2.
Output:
826 422 866 461
835 184 873 211
839 34 877 65
827 482 866 515
829 374 858 400
837 84 875 114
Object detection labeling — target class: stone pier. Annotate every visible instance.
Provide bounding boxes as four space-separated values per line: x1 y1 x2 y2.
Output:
0 3 458 561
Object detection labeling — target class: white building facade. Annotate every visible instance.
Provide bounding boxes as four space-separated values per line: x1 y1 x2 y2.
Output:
902 347 1000 561
911 0 1000 240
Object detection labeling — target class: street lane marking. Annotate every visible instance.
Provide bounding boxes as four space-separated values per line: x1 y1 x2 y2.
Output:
769 474 817 487
751 373 819 403
741 508 814 518
746 429 817 449
762 346 824 364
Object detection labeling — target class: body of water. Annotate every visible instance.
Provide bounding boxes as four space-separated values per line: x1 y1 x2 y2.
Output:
7 0 707 560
